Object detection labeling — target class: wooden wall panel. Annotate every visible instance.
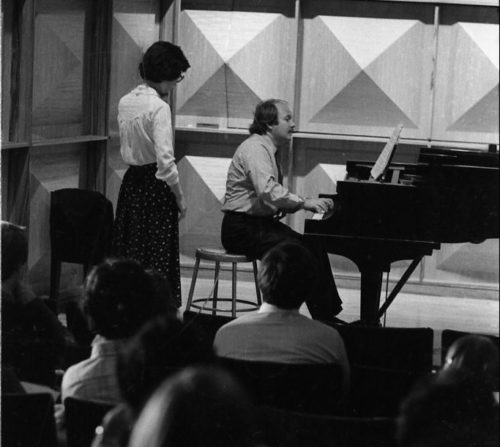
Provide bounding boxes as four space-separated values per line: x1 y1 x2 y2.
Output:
432 6 499 143
107 0 163 208
178 156 231 263
32 0 90 140
1 148 30 226
2 0 34 146
2 0 14 141
298 1 435 140
423 240 499 287
175 130 247 264
176 2 297 130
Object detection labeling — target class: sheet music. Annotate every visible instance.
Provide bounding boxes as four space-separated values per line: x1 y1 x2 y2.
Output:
370 124 404 181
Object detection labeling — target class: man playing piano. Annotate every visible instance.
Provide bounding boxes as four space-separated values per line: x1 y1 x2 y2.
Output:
221 99 343 321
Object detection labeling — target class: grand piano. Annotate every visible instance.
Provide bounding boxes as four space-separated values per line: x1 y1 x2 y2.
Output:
304 146 499 326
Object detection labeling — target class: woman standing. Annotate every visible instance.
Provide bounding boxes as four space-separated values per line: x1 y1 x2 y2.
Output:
113 41 190 307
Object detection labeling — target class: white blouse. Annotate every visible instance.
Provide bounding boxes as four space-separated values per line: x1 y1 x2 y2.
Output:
117 84 179 186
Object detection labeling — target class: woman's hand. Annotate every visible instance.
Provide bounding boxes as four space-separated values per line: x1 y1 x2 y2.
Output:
176 195 187 220
170 182 187 219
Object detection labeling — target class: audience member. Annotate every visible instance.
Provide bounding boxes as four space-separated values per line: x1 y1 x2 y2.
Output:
214 241 349 393
92 315 214 447
1 221 66 388
61 258 157 404
442 334 499 393
396 370 499 447
128 366 264 447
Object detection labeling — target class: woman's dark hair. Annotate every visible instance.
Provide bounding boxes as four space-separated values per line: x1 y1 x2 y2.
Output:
1 221 28 281
82 258 157 339
139 41 190 82
129 366 259 447
258 241 317 309
117 315 214 413
249 99 286 135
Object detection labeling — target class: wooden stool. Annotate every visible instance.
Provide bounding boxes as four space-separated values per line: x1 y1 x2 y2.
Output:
185 248 262 318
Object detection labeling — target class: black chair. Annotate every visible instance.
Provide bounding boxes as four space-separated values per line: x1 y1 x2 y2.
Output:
259 405 397 447
50 188 113 310
64 397 114 447
1 365 26 394
2 393 58 447
441 329 500 365
323 323 434 372
218 357 344 414
183 310 234 345
347 364 429 417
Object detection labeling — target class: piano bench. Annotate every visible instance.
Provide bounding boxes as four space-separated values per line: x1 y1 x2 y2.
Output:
185 247 262 318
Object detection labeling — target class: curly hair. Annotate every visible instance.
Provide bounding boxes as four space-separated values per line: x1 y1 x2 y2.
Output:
139 41 190 83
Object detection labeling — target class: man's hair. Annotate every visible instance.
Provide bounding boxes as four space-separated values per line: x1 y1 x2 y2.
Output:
249 99 287 135
444 334 499 391
82 258 156 339
139 41 190 82
117 315 214 412
257 241 317 309
1 221 28 281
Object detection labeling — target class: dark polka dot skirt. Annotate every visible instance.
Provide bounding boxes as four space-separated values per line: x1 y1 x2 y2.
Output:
112 163 181 307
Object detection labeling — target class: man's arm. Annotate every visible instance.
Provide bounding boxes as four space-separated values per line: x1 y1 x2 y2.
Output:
245 146 334 212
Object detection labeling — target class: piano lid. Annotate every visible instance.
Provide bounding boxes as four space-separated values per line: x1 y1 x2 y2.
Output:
419 146 499 168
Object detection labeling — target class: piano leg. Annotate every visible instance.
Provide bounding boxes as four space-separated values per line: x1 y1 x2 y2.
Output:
359 267 384 326
376 256 424 321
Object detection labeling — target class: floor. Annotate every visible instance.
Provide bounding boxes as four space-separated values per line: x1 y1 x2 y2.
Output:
180 271 499 366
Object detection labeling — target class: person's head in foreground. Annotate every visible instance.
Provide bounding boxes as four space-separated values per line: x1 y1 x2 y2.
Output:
396 369 499 447
117 315 215 415
128 366 262 447
442 334 499 392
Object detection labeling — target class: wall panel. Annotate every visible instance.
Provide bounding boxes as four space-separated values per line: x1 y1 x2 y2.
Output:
176 1 297 130
175 130 247 263
178 155 231 263
32 0 90 140
423 240 499 286
431 5 499 143
107 0 163 206
2 0 14 141
298 0 435 140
